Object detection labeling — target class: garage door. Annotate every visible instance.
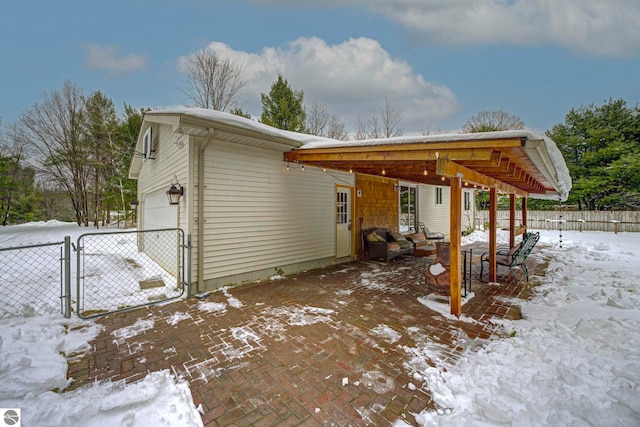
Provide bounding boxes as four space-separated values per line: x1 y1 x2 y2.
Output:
143 190 178 230
140 190 179 277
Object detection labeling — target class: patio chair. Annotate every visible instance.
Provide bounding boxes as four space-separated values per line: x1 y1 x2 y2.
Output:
480 231 540 283
419 222 445 242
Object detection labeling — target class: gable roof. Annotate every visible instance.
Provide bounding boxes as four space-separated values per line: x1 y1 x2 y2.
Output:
129 108 315 178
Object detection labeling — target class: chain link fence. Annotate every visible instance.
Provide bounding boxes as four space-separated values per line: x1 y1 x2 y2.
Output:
76 229 190 319
0 229 191 320
0 239 71 318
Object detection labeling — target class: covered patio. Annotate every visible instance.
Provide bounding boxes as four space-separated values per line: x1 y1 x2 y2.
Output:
66 244 549 426
283 130 571 316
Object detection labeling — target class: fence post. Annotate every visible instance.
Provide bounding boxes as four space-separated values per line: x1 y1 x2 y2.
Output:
64 236 71 318
559 215 563 248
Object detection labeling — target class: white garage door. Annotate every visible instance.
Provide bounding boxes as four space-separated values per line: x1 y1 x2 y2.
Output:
140 190 179 277
143 190 178 230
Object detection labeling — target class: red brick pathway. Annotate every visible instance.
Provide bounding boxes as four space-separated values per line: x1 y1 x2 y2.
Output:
67 247 548 426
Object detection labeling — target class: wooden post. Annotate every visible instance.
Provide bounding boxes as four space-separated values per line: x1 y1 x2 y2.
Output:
489 187 498 282
509 193 516 249
449 177 462 317
522 197 528 230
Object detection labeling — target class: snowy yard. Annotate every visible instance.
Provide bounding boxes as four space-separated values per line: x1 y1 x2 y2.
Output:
1 221 639 426
0 221 183 318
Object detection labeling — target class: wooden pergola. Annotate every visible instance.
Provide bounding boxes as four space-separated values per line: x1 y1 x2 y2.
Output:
284 130 570 317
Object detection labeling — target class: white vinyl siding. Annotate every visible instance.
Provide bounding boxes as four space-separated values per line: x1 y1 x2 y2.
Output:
137 124 189 214
461 189 475 233
417 184 476 238
418 184 450 238
136 124 190 276
200 139 353 281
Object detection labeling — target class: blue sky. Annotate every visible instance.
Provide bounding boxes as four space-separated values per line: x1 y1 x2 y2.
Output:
2 0 639 135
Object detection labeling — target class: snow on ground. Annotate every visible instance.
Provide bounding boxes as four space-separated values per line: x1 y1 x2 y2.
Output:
0 220 181 317
1 222 640 426
0 222 203 427
402 230 640 426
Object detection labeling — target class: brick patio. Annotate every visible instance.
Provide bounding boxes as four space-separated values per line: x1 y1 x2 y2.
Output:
67 245 549 426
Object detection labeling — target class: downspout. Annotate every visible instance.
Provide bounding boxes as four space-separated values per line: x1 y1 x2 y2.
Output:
197 128 214 292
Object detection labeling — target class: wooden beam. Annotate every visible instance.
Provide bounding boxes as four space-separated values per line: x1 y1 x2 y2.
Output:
285 138 524 156
449 176 462 317
436 158 528 197
284 148 494 163
462 150 503 167
489 188 498 282
509 194 516 249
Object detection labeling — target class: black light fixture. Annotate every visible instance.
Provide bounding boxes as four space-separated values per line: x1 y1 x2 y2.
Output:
130 200 139 210
166 184 183 205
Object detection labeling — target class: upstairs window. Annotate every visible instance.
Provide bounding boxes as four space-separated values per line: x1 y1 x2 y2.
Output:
142 127 154 160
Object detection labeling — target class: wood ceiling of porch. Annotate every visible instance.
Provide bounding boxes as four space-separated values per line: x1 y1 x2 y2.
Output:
283 137 551 197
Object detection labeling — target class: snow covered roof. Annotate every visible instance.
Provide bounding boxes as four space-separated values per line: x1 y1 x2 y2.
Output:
131 108 571 201
287 129 572 201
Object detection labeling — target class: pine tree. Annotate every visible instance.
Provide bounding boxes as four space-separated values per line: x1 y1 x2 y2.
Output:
546 98 640 210
260 75 306 132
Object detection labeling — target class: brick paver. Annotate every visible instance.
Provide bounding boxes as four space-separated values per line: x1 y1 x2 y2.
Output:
66 244 549 426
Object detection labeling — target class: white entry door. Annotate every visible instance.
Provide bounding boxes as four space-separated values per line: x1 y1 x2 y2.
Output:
336 187 352 258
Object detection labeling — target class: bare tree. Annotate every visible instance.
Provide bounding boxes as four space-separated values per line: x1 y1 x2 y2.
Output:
326 115 348 140
182 49 247 112
355 96 403 139
20 81 91 226
306 100 348 140
461 110 524 133
1 123 29 225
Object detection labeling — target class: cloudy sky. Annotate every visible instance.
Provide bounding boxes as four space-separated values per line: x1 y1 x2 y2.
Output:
1 0 639 134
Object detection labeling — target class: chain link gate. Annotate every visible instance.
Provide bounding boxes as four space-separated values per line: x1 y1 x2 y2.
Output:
76 228 190 319
0 238 71 318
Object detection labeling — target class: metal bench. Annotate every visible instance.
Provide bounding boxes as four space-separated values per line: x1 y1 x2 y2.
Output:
480 231 540 283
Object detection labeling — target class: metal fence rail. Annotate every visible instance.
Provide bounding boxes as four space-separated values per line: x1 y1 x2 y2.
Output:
76 228 189 319
0 238 71 318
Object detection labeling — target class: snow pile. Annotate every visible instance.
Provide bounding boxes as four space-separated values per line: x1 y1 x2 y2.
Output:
0 313 202 426
404 231 640 426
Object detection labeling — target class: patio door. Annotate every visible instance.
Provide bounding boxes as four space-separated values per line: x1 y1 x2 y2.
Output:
399 183 417 233
336 186 352 258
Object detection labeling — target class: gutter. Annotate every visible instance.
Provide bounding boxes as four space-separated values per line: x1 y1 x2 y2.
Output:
197 127 214 291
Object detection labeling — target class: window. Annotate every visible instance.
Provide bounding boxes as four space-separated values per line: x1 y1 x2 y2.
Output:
399 184 417 232
435 187 443 205
336 191 348 224
464 191 471 211
142 127 154 160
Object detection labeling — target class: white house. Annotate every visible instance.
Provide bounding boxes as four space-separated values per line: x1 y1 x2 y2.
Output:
128 108 478 292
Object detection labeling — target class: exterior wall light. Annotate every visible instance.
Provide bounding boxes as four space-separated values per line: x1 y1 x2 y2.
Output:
130 200 139 210
166 184 184 205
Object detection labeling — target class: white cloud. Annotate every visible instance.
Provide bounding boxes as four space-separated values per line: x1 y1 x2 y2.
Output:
178 37 461 133
83 43 148 76
248 0 640 58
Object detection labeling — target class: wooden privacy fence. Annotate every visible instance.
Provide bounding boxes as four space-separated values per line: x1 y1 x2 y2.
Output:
475 210 640 233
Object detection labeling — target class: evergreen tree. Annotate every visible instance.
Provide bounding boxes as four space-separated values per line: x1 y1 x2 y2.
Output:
115 105 145 226
260 75 306 132
546 98 640 210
